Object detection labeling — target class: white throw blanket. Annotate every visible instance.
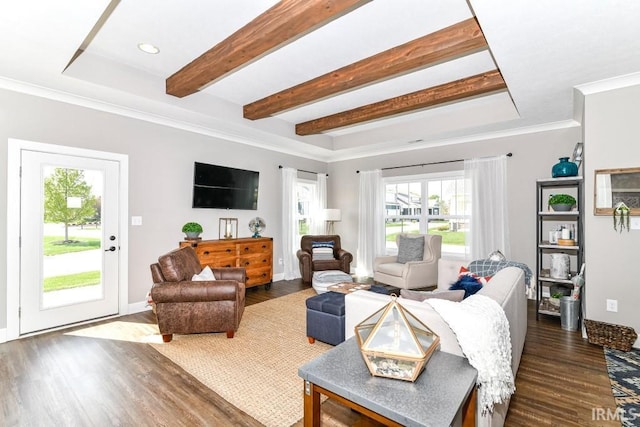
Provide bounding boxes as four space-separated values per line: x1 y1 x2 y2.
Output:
425 294 515 414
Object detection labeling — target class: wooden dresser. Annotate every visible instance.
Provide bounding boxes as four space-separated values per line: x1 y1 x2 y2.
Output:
180 237 273 289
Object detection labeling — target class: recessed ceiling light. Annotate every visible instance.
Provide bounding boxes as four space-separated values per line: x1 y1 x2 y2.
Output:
137 42 159 54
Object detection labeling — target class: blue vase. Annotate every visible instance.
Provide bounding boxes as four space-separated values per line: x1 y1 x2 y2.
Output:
552 157 578 178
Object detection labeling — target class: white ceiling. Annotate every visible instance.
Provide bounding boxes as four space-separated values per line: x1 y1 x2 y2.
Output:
1 0 640 161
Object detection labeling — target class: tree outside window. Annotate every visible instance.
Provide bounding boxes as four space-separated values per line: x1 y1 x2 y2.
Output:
44 168 98 242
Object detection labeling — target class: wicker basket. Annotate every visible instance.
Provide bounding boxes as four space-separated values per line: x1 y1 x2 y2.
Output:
584 319 638 352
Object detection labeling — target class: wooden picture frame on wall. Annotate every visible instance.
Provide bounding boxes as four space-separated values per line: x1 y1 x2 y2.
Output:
594 167 640 215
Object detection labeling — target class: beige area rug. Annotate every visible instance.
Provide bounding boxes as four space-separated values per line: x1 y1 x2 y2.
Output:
65 289 334 426
149 288 332 427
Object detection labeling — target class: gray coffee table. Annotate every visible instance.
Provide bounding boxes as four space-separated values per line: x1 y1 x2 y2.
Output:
298 337 477 427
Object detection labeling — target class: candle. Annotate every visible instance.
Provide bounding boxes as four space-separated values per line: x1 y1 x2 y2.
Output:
225 221 231 237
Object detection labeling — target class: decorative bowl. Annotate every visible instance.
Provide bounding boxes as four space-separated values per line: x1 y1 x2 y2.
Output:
550 204 574 212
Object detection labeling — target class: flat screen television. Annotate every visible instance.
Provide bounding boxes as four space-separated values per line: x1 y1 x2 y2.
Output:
192 162 259 210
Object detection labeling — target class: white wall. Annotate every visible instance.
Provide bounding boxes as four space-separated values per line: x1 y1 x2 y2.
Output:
583 83 640 346
0 88 327 330
328 128 580 278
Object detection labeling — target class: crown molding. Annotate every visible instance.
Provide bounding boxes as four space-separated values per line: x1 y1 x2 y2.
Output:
575 71 640 95
326 119 581 162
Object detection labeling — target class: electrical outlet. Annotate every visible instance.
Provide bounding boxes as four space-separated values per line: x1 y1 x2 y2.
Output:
131 216 142 226
631 217 640 230
606 299 618 312
278 258 283 265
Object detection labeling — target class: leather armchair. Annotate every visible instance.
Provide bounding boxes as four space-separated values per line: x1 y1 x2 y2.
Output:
373 234 442 289
296 235 353 285
150 246 246 342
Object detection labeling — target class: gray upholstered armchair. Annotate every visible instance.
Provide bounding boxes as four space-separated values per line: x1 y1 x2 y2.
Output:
296 235 353 285
373 233 442 289
150 246 246 342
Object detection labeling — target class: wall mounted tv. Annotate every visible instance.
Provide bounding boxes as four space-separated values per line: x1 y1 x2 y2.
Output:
192 162 259 210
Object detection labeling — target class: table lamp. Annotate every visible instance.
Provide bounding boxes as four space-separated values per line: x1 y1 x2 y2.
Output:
323 208 341 234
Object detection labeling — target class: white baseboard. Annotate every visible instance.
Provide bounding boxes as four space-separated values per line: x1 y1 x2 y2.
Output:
128 300 153 314
273 272 284 282
0 328 6 344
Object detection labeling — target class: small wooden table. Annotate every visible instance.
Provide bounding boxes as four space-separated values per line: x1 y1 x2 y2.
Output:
299 338 477 427
327 282 371 294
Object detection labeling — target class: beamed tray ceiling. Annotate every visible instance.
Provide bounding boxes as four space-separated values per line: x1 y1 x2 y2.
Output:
1 1 640 161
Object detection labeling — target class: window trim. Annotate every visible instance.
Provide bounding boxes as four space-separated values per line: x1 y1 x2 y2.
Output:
383 170 468 257
296 178 317 236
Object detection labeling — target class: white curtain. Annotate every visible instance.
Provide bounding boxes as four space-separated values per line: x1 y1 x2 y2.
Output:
357 170 385 276
464 155 510 260
309 173 327 234
281 167 300 280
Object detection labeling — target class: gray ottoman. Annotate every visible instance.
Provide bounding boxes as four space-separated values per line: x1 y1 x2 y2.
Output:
306 292 346 345
311 270 353 293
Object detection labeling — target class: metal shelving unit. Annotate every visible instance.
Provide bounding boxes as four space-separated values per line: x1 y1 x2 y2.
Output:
536 177 584 320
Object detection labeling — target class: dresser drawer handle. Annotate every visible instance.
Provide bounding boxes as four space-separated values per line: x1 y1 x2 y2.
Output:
244 247 250 251
244 261 250 266
226 249 232 253
225 264 231 268
203 251 209 255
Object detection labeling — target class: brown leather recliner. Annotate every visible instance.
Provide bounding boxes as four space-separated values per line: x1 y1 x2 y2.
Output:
296 235 353 285
150 246 246 342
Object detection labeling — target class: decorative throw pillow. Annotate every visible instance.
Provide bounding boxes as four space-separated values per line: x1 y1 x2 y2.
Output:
396 235 424 264
458 266 492 285
312 241 334 249
312 241 335 261
192 265 216 281
400 289 465 302
449 275 484 299
449 266 493 298
488 250 506 261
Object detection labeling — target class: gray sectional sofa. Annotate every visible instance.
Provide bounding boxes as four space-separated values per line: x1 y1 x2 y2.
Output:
345 258 528 427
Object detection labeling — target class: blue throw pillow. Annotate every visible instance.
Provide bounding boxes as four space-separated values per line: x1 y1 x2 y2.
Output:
449 274 483 299
312 241 334 248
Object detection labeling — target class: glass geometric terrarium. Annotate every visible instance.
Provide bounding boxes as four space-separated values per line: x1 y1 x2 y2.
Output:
354 296 440 382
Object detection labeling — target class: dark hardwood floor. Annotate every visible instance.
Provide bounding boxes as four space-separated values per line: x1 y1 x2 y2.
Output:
0 279 618 426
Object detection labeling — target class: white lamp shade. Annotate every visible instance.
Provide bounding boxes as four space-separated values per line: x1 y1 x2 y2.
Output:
323 209 341 222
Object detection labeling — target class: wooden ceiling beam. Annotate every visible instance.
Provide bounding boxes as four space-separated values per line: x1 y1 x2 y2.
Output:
295 69 507 135
244 17 487 120
166 0 371 98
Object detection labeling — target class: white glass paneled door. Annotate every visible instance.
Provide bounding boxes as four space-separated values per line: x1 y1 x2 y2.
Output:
19 150 120 334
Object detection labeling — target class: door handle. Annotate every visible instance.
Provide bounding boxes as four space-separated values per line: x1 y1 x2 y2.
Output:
105 246 116 252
